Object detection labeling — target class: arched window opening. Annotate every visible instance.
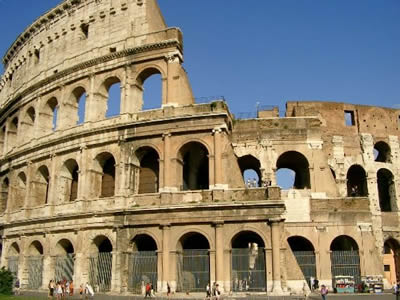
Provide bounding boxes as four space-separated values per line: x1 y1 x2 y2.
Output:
90 236 112 292
238 155 262 187
101 156 115 198
6 117 19 151
105 78 121 118
177 232 210 292
330 235 361 285
135 147 159 194
59 159 79 202
8 242 20 279
27 241 44 289
129 235 158 293
347 165 368 197
14 172 27 210
276 151 310 189
374 141 391 163
179 142 209 191
231 231 266 292
71 87 86 125
0 178 9 213
143 74 162 110
21 107 36 140
383 239 400 285
41 97 59 133
377 168 395 212
33 166 50 206
0 126 5 154
136 68 162 111
55 239 75 282
288 236 316 288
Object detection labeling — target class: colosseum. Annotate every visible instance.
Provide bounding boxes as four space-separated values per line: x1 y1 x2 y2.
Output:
0 0 398 296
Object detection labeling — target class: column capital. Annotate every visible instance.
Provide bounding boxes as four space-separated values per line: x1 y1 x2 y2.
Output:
268 217 285 225
162 132 172 139
213 221 224 227
160 222 171 229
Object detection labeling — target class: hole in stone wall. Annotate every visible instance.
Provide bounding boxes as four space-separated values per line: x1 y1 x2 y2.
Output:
105 78 121 118
80 23 89 39
179 142 209 191
346 165 368 197
238 155 261 187
374 141 391 163
276 151 310 189
377 168 395 212
344 110 355 126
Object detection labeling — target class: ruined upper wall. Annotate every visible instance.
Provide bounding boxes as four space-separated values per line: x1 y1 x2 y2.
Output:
0 0 172 107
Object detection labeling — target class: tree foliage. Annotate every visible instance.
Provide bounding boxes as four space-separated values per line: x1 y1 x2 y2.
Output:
0 267 14 295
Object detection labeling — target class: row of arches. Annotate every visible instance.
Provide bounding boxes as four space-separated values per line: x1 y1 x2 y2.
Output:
0 141 211 213
0 68 164 155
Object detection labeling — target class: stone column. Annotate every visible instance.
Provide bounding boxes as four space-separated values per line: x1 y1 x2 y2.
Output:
214 222 224 290
213 129 223 189
162 133 173 191
161 224 171 292
269 218 283 294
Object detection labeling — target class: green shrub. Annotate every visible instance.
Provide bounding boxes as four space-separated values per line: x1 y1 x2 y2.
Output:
0 267 13 295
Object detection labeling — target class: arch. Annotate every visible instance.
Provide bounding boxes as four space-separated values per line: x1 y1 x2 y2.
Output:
330 235 361 284
135 67 164 111
231 231 266 292
135 146 160 194
7 242 20 278
347 165 368 197
0 177 9 213
32 165 50 206
27 240 44 289
176 232 210 292
55 239 75 255
288 236 316 287
21 106 36 140
27 240 44 256
89 234 113 292
103 77 121 118
94 152 116 198
6 117 19 151
8 242 20 256
178 141 209 191
383 238 400 285
14 172 27 210
59 159 79 202
70 86 86 125
377 168 395 212
374 141 391 163
54 239 75 282
276 151 310 189
41 97 59 133
131 234 158 251
238 155 262 187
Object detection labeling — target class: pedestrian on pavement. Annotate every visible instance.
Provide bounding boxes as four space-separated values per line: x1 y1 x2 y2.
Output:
320 284 328 300
205 283 211 299
167 282 171 298
396 280 400 300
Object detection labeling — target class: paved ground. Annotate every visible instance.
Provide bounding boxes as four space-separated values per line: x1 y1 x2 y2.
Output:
13 291 399 300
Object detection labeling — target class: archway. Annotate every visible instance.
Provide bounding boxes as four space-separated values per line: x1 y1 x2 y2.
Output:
330 235 361 284
135 147 159 194
94 153 116 198
231 231 266 292
89 235 113 292
7 117 18 151
59 159 79 202
238 155 262 187
32 166 50 206
288 236 316 288
383 239 400 285
54 239 75 282
276 151 310 189
347 165 368 197
104 78 121 117
27 241 44 289
136 68 163 111
374 141 391 163
377 168 395 212
129 234 158 293
41 97 58 133
21 107 35 140
179 142 209 191
7 242 20 279
71 87 86 125
177 232 210 292
14 172 27 210
0 177 9 213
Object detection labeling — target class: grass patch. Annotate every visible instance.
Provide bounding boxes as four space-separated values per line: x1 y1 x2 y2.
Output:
0 296 46 300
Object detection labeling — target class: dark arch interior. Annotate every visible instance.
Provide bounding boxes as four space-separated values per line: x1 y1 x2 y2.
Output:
27 107 35 123
137 147 159 194
232 231 265 248
30 241 44 255
347 165 368 197
181 142 209 190
384 239 400 254
181 232 210 250
374 141 391 163
238 155 262 187
58 239 74 254
132 234 157 251
377 168 394 212
100 154 116 198
288 236 315 251
276 151 310 189
330 236 359 251
10 243 20 255
94 236 113 252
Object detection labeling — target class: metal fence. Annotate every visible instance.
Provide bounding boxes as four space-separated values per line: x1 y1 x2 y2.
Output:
55 254 75 282
177 250 209 292
330 250 361 284
292 251 316 287
89 252 112 292
8 256 18 278
231 248 266 292
128 251 158 293
27 256 43 289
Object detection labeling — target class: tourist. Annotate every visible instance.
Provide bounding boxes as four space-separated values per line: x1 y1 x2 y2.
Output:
69 281 74 296
167 282 171 298
144 282 151 298
205 283 211 299
14 278 20 295
396 280 400 300
48 280 55 299
320 284 328 300
56 282 63 300
215 284 221 299
79 284 84 299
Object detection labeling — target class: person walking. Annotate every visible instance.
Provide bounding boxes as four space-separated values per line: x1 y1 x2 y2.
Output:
48 280 55 299
396 280 400 300
167 282 171 298
205 283 211 299
320 284 328 300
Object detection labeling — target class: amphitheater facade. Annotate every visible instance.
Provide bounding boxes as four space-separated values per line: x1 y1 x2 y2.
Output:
0 0 399 296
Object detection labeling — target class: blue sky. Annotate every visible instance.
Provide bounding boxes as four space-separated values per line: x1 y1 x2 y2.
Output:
0 0 399 117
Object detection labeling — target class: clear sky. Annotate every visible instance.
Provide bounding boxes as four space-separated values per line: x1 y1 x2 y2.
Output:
0 0 399 116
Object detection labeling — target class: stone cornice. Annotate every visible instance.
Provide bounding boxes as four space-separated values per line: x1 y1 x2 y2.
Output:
0 39 181 118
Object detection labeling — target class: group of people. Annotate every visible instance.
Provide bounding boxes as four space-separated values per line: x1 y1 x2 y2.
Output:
48 280 94 299
205 282 221 299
